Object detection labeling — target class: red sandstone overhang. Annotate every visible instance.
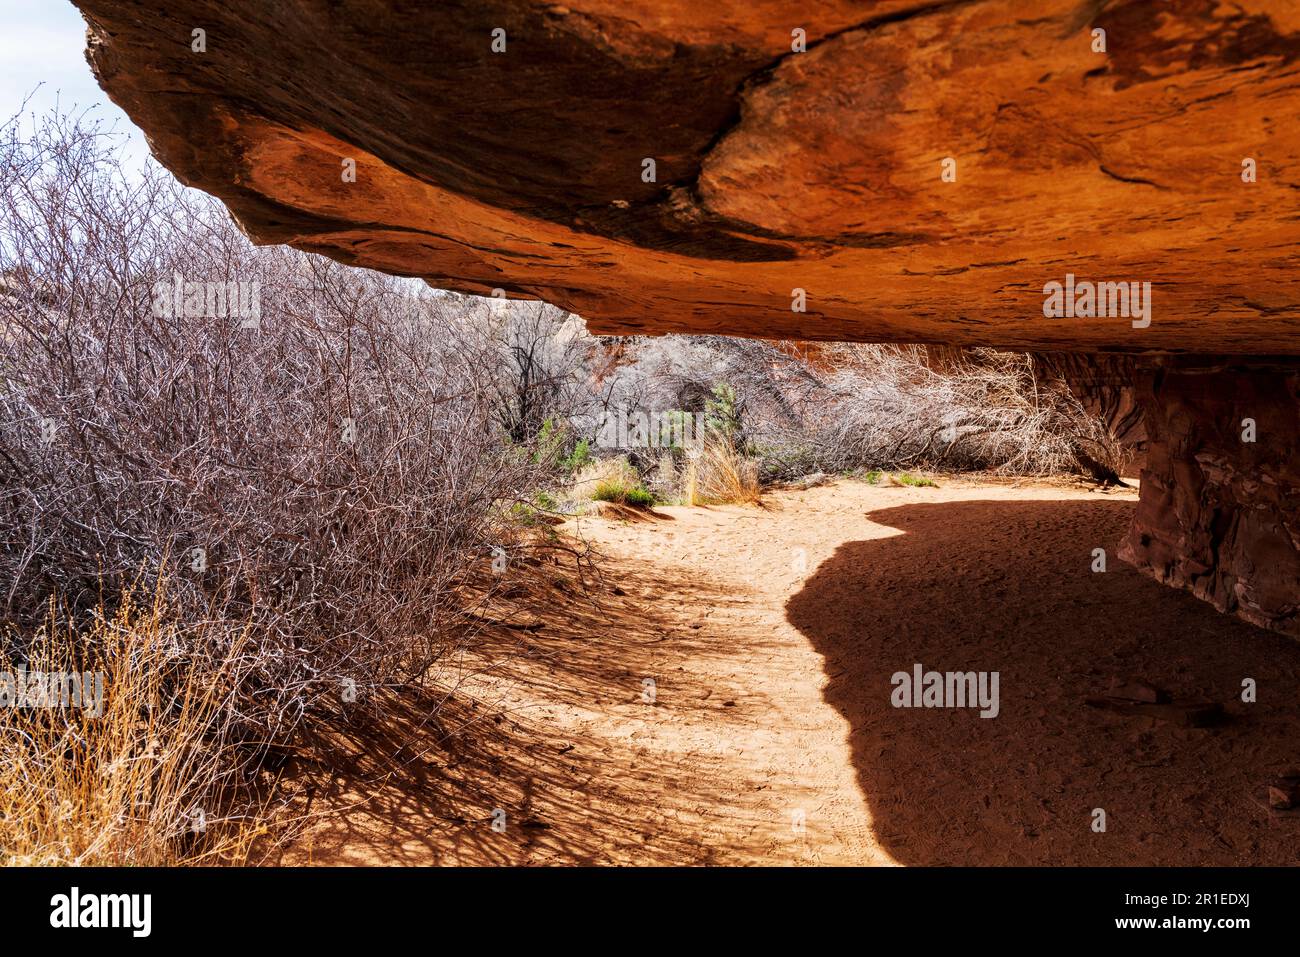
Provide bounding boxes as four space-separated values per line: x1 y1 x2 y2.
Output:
71 0 1300 353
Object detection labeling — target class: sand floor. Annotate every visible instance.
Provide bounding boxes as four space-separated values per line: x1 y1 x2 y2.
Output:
279 477 1300 865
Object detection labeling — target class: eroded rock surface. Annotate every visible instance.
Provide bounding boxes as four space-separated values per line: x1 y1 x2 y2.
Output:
1120 360 1300 635
72 0 1300 351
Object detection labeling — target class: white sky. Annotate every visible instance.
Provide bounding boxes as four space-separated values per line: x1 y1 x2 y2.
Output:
0 0 146 162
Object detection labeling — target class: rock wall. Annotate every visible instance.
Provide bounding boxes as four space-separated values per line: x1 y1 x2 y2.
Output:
1120 360 1300 636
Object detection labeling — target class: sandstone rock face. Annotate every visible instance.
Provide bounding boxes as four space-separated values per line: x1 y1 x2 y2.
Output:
72 0 1300 352
69 1 1300 635
1120 360 1300 636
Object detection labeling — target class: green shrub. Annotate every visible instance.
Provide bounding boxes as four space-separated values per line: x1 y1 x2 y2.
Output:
621 486 655 507
591 480 655 507
560 438 592 473
895 473 937 487
534 418 564 462
654 411 695 453
704 382 742 446
535 420 594 475
507 490 563 526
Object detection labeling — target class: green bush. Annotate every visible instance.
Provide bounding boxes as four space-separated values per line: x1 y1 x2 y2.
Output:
591 480 655 507
560 438 593 473
622 486 656 507
704 382 742 446
895 473 938 487
536 419 593 474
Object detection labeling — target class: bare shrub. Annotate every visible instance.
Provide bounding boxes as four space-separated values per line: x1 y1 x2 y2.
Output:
798 344 1125 478
471 300 595 443
0 112 555 756
590 336 1132 482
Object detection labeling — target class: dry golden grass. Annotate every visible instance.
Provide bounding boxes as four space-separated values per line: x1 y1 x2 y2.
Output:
683 442 762 506
570 456 641 501
0 588 267 865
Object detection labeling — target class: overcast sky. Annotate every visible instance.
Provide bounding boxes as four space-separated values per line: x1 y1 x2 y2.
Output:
0 0 145 160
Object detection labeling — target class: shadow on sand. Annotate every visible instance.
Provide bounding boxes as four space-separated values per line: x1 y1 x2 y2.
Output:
270 552 790 865
786 498 1300 865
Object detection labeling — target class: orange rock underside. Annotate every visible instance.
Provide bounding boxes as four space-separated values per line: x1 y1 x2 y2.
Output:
74 0 1300 353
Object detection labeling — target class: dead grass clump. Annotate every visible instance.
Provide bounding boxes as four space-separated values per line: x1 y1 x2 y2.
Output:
571 456 639 500
0 586 264 865
683 442 762 506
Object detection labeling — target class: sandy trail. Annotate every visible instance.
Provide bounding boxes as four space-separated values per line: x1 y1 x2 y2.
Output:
282 478 1300 866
